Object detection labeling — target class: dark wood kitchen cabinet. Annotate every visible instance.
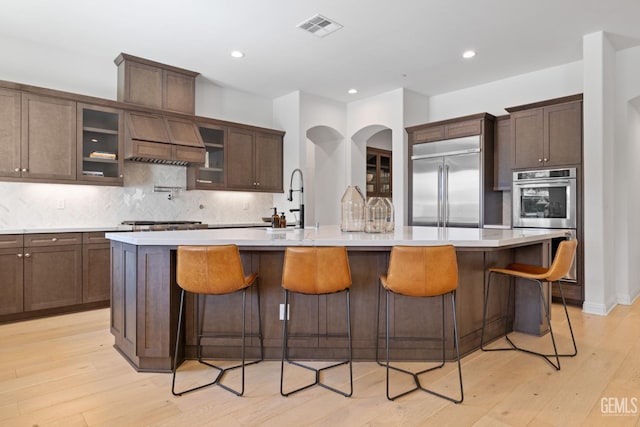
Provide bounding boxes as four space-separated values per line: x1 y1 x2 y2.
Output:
23 233 83 311
0 235 24 315
21 93 77 181
366 147 392 197
187 124 227 189
1 90 76 181
0 232 111 324
227 127 283 192
507 95 582 170
115 53 198 115
82 232 111 303
493 115 511 191
77 103 124 185
0 88 21 178
412 118 482 143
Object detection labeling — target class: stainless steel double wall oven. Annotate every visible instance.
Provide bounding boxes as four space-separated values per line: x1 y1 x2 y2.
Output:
512 167 577 281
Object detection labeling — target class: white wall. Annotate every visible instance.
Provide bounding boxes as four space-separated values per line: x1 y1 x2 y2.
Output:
582 32 618 315
403 89 430 128
272 91 303 224
299 92 347 226
196 78 274 128
427 61 583 120
367 129 392 151
347 89 406 226
614 44 640 305
0 35 117 101
0 44 278 228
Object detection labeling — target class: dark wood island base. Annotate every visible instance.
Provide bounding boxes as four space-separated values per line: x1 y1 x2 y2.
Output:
108 231 553 373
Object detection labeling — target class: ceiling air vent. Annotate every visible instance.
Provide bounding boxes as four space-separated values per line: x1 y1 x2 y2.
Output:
297 14 343 38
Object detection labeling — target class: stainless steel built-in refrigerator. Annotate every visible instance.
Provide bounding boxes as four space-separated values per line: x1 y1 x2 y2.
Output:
411 136 482 227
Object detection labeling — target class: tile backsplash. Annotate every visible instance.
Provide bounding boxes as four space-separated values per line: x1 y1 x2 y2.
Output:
0 163 274 229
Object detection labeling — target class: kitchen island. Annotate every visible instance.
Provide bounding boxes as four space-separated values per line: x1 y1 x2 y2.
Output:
106 225 566 372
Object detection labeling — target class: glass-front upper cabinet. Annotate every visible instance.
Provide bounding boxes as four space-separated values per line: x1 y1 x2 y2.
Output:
77 104 124 185
187 124 226 189
366 147 392 198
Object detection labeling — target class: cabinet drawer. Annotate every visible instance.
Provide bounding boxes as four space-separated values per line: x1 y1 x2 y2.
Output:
446 119 481 138
83 231 109 245
25 233 82 247
0 234 23 249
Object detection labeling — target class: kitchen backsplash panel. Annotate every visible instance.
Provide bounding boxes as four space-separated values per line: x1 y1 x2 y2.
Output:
0 163 274 229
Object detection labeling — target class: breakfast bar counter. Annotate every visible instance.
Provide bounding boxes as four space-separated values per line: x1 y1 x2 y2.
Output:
106 226 566 372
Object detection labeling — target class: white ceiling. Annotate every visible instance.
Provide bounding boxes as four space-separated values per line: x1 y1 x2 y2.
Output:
2 0 640 103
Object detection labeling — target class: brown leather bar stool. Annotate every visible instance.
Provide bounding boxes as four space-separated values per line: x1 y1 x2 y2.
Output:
376 245 463 403
480 239 578 370
172 245 263 397
280 246 353 397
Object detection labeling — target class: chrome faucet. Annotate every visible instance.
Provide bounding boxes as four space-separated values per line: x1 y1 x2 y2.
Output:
287 168 304 228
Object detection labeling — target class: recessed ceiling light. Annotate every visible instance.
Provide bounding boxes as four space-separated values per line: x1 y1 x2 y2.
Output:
348 88 358 94
230 50 245 58
462 50 476 59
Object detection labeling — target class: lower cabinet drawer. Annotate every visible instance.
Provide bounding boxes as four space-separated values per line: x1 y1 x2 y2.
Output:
25 233 82 247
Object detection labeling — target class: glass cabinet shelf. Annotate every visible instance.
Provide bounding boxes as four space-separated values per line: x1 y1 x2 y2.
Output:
78 104 123 184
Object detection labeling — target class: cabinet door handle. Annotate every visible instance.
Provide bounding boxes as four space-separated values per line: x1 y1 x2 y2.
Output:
52 237 58 242
538 158 543 162
256 182 260 186
21 168 28 172
119 174 124 178
14 167 20 172
543 158 548 162
17 253 23 258
24 253 31 257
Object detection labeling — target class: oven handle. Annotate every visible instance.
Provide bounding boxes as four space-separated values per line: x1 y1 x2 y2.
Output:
514 179 572 187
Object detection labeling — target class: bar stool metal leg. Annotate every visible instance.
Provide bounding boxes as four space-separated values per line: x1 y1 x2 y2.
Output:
172 285 263 397
382 289 463 403
480 271 578 370
280 289 353 397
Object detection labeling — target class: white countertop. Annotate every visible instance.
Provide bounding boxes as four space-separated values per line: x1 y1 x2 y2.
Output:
105 225 568 248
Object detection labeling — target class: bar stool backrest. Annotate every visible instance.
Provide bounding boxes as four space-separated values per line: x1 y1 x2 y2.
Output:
384 245 458 297
177 245 249 295
282 247 352 295
545 239 578 282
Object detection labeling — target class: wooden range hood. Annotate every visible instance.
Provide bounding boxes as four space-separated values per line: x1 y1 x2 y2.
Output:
116 53 204 166
124 111 205 166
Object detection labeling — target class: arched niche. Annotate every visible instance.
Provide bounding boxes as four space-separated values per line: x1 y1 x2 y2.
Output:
306 125 345 226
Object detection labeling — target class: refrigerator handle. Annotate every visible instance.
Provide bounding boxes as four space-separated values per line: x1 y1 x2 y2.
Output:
437 165 443 227
444 164 450 226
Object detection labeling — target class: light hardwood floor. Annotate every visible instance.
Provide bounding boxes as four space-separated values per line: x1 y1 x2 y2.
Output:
0 299 639 427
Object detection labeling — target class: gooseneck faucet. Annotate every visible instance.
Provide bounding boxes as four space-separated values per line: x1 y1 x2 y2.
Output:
287 168 304 228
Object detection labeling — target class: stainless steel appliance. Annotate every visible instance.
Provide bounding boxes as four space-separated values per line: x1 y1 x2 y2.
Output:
512 168 577 229
411 135 482 227
512 167 578 281
122 220 208 231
